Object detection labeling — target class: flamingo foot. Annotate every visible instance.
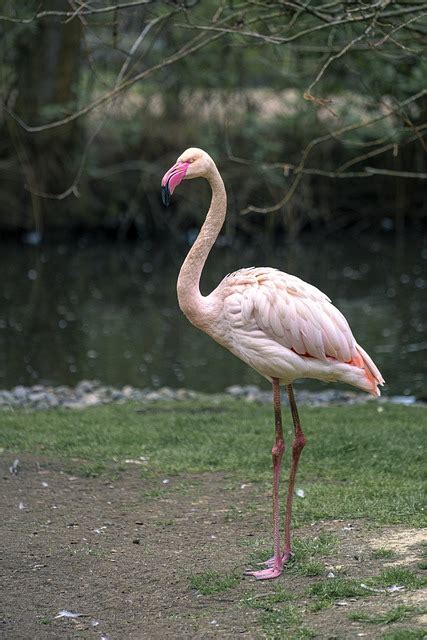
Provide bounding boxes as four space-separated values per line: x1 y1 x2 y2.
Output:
245 563 283 580
258 551 294 568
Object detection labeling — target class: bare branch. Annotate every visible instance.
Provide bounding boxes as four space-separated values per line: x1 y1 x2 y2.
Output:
0 1 157 23
336 125 427 173
176 4 427 46
364 167 427 178
233 89 427 215
304 1 391 99
304 29 371 101
3 31 225 133
24 13 167 200
372 10 427 47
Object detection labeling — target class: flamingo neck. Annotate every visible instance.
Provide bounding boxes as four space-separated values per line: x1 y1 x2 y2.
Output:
177 166 226 323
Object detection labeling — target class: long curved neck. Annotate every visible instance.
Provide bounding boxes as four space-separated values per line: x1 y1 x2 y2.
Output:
177 165 226 322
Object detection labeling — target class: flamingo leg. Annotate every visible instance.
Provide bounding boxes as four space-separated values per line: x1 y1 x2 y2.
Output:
246 378 285 580
282 383 306 561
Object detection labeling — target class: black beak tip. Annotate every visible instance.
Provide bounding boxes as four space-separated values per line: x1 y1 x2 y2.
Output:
161 185 171 207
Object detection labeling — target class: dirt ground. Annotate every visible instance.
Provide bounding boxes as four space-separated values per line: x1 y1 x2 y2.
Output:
1 455 426 639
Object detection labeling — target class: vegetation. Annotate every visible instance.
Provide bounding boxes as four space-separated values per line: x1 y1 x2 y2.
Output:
372 548 399 560
1 398 426 638
1 400 425 527
0 1 425 238
381 630 427 640
189 570 241 595
349 605 422 625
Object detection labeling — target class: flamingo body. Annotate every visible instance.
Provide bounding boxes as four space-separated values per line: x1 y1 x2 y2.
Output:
203 266 383 396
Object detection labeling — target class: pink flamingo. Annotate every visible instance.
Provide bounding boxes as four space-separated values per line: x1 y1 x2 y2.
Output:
161 148 384 580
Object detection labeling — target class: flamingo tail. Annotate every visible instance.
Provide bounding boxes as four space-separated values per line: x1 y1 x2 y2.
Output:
355 344 385 397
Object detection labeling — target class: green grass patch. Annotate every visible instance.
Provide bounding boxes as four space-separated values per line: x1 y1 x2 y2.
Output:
368 568 427 590
418 543 427 570
260 605 316 639
242 587 295 610
293 532 339 560
189 570 241 595
381 630 427 640
308 577 368 599
371 548 398 560
349 605 420 625
242 587 315 639
296 560 325 576
260 604 302 630
247 531 339 572
0 401 425 526
308 598 332 612
308 567 426 603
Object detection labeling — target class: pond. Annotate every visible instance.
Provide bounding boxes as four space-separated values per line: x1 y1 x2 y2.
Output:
0 232 425 397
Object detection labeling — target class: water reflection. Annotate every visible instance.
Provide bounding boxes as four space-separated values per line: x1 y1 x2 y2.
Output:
0 234 425 396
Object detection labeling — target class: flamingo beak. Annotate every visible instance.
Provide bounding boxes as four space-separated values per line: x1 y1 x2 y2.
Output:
161 161 190 207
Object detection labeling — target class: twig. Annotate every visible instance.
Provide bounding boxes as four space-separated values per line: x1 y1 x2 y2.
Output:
176 4 426 45
235 89 427 214
4 31 225 133
364 167 427 178
305 1 389 99
305 33 372 100
372 11 427 48
0 1 157 23
337 125 427 173
25 14 166 200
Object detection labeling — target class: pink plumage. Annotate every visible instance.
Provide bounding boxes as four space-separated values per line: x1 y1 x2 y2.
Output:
161 147 384 580
217 267 384 396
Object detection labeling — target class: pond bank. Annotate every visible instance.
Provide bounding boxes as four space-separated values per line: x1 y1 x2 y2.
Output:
0 380 419 410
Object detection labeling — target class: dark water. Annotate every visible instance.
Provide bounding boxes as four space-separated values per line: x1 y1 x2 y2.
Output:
0 233 425 397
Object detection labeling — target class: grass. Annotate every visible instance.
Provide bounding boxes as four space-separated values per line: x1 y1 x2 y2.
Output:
260 604 303 629
381 630 427 640
240 552 427 637
349 605 420 625
1 400 424 528
234 529 338 576
242 587 296 610
307 568 427 605
369 568 427 590
417 543 427 570
242 588 317 639
296 561 325 576
257 602 316 639
308 577 369 599
371 548 399 560
189 570 241 595
293 532 339 559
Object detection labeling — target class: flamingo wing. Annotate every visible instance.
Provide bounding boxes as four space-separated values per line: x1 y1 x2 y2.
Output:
221 267 381 375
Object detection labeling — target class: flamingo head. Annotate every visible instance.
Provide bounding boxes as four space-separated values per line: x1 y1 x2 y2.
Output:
161 148 212 206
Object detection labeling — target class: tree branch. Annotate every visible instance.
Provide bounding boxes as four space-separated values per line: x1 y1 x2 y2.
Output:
3 31 225 133
232 89 427 215
0 1 158 23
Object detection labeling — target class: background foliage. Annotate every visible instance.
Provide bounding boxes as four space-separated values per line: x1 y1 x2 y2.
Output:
0 0 426 239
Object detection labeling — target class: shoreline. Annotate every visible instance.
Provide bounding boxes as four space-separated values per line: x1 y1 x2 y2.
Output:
0 381 420 410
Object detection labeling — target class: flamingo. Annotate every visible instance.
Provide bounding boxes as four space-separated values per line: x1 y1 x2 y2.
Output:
161 148 384 580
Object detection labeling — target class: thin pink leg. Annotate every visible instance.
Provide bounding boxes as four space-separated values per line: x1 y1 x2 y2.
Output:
282 383 306 561
246 378 285 580
259 383 306 569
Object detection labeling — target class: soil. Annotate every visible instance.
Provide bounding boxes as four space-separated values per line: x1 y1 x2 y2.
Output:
1 455 425 639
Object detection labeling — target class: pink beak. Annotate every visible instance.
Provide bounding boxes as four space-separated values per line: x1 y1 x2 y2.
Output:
161 160 190 206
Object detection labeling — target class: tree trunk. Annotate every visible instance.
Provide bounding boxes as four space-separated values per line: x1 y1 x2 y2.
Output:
6 0 83 233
